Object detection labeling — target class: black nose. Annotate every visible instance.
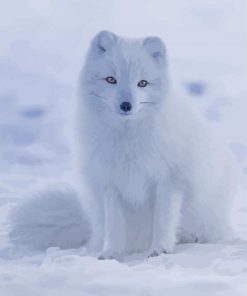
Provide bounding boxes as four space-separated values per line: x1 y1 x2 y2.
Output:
120 102 132 112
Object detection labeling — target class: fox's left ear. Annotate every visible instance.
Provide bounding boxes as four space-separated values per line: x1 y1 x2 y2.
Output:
143 37 166 60
92 30 117 56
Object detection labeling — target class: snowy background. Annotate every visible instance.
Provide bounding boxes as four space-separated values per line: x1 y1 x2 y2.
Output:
0 0 246 295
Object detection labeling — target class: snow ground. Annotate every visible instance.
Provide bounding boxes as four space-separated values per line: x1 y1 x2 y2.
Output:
0 0 246 295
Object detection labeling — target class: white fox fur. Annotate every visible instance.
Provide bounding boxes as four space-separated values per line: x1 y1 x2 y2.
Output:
77 31 237 259
9 185 90 250
9 31 237 259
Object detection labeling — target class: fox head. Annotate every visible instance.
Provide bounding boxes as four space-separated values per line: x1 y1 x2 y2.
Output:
80 31 168 121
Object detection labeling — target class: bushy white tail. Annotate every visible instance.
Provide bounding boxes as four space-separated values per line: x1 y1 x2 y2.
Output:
9 185 90 250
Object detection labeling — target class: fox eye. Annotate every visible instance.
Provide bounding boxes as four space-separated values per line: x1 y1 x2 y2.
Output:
106 76 117 84
137 80 148 87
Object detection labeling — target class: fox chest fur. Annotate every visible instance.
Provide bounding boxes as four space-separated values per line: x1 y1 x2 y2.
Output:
84 119 171 204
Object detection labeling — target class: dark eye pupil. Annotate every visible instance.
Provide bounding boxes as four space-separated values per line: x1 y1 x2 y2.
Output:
138 80 148 87
106 76 117 84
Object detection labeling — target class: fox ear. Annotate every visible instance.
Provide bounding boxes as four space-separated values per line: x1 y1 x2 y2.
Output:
92 31 117 55
143 37 166 60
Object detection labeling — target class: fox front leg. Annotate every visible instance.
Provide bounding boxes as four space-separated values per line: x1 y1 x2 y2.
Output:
85 192 105 254
98 188 125 261
148 186 182 257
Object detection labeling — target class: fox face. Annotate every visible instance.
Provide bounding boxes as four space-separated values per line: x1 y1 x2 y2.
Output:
81 31 167 120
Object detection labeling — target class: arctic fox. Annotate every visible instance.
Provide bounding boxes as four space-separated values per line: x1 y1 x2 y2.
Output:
10 31 237 259
77 31 236 259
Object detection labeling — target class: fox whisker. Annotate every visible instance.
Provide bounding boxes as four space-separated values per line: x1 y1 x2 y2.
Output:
140 101 156 104
89 92 108 101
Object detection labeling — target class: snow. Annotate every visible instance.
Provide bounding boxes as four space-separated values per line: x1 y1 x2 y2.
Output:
0 0 246 295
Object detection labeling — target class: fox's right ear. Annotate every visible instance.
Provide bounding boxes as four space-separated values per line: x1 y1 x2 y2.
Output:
143 36 166 61
92 31 117 55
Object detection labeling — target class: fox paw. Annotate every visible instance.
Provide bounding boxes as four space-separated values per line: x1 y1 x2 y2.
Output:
147 243 174 258
98 250 123 261
147 249 168 258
